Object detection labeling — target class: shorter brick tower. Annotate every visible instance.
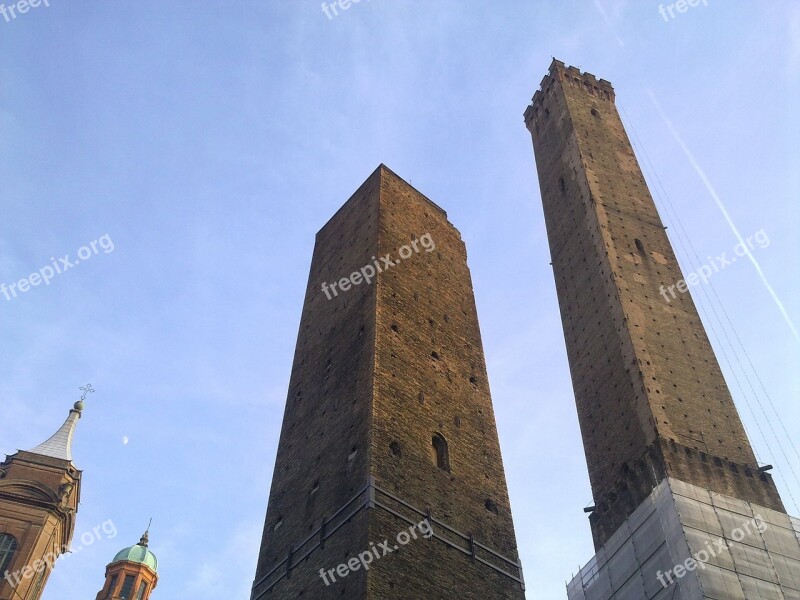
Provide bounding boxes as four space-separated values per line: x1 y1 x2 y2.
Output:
0 401 84 600
95 530 158 600
249 165 525 599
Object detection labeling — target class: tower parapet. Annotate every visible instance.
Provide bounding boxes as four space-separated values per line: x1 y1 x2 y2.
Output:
524 58 615 130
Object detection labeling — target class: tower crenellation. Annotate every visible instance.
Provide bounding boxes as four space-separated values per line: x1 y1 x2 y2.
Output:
525 59 615 130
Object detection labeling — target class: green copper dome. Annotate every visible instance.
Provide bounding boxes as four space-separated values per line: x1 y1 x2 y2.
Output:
112 531 158 573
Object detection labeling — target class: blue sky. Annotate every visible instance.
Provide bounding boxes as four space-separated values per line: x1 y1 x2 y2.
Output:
1 1 798 598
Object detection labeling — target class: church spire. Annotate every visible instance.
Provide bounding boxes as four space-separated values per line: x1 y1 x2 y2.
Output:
27 401 84 462
1 393 86 600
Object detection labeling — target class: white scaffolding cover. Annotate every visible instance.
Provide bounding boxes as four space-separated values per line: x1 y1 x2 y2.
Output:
566 478 800 600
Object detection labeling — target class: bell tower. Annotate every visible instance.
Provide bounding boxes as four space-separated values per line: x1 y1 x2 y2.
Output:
95 530 158 600
0 400 84 600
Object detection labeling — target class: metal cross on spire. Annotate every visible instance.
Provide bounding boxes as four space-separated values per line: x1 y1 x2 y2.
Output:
79 384 95 401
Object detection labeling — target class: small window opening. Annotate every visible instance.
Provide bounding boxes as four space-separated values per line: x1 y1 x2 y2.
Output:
0 535 17 575
431 433 450 472
119 575 136 599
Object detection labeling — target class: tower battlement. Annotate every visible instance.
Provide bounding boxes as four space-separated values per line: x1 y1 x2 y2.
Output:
524 58 615 128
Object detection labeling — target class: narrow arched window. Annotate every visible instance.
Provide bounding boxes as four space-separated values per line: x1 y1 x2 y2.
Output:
31 569 46 599
431 433 450 472
135 582 149 600
106 574 119 599
120 574 136 599
0 534 18 574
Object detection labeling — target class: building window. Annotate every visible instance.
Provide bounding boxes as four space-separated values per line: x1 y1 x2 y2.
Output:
135 581 148 600
0 535 17 574
31 569 46 599
389 441 402 457
120 574 136 599
431 433 450 472
106 574 119 598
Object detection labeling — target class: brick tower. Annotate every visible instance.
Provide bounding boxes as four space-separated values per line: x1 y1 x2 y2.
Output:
249 165 525 600
0 401 84 600
95 530 158 600
525 59 800 599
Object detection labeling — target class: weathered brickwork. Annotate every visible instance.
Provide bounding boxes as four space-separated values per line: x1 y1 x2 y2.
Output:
251 165 525 599
524 59 784 549
250 169 379 599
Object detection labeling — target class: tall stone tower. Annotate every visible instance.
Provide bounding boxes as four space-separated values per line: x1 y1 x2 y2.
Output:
525 59 800 599
0 401 84 600
249 165 525 600
95 530 158 600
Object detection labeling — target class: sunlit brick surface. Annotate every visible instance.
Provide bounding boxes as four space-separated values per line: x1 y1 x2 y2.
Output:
524 59 784 549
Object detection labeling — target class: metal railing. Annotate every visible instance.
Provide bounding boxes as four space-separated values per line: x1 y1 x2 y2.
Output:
251 476 525 598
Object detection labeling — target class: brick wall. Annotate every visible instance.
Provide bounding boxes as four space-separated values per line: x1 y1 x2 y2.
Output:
251 165 525 599
524 59 784 548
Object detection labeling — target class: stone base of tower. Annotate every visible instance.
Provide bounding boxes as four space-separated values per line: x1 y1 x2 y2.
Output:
567 479 800 600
